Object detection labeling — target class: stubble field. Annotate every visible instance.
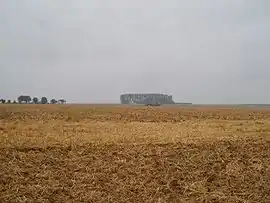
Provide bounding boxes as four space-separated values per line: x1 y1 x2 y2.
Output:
0 104 269 203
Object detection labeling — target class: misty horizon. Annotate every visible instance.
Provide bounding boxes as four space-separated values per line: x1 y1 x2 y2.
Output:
1 0 269 104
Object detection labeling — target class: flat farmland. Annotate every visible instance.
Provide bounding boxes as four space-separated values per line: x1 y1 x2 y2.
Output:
0 104 269 203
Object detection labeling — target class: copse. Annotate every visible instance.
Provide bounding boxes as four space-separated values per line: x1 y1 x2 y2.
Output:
18 95 31 104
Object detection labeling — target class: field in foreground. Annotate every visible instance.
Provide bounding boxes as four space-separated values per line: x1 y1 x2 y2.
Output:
0 104 269 203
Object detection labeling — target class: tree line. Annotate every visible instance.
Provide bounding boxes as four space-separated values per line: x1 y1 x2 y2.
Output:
0 95 66 104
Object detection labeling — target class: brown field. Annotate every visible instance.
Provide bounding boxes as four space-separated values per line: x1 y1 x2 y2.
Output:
0 104 269 203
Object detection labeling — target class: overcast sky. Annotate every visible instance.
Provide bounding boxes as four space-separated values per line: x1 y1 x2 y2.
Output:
0 0 269 103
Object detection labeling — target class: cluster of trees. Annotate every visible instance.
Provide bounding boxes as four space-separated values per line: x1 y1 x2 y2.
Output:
0 95 66 104
0 99 16 104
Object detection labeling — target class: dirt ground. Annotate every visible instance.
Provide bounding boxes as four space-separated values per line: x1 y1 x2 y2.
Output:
0 104 269 202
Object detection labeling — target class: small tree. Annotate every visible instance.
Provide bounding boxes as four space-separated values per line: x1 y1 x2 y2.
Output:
0 99 6 104
13 100 17 104
33 97 39 104
41 97 48 104
50 99 57 104
58 99 66 104
7 100 11 104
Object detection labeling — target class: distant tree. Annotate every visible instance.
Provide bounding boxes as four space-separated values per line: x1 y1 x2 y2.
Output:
7 100 11 104
0 99 5 104
58 99 66 104
41 97 48 104
33 97 39 104
50 99 57 104
18 95 31 104
13 100 17 104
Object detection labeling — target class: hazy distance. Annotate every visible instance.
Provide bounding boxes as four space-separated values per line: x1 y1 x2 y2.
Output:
0 0 269 104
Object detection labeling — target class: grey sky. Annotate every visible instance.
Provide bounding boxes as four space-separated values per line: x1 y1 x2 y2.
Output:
0 0 269 103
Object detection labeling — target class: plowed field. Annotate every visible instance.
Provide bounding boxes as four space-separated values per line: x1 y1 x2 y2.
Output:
0 104 269 202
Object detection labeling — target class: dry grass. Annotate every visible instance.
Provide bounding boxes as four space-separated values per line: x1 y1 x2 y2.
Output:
0 104 269 203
